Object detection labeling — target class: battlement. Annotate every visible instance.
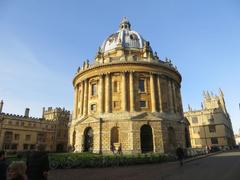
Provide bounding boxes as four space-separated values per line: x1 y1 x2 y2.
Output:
0 112 44 121
43 107 70 114
42 107 71 121
186 89 228 115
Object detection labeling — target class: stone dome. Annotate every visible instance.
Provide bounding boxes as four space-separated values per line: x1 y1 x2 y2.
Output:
100 17 147 53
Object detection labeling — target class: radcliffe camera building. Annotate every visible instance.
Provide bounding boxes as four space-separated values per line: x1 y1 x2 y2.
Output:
0 100 70 152
184 90 235 149
69 18 189 154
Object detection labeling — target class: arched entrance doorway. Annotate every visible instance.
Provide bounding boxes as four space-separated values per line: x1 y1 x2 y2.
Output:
140 124 153 153
83 127 93 152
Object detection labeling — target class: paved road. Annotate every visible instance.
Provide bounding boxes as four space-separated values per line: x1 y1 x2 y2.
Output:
49 151 240 180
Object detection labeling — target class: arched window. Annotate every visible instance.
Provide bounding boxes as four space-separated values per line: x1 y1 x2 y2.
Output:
111 127 119 144
83 127 93 152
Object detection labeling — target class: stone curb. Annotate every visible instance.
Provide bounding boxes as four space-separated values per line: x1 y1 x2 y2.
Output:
184 151 222 164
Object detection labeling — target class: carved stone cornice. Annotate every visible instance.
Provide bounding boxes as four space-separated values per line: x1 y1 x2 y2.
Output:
73 61 181 86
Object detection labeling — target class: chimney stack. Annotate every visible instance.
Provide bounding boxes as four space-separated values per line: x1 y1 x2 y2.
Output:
24 108 30 117
42 107 45 118
0 100 3 113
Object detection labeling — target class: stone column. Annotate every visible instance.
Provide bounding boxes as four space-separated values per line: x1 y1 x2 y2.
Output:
150 73 157 112
105 73 111 113
168 79 174 113
178 87 184 115
172 82 177 113
83 79 88 116
77 85 81 117
80 82 84 116
122 72 127 111
157 75 163 112
129 71 135 112
73 86 78 119
98 75 104 114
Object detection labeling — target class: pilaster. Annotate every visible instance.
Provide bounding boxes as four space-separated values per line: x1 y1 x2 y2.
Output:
98 75 104 114
150 73 157 112
122 72 127 111
129 71 135 112
157 75 163 112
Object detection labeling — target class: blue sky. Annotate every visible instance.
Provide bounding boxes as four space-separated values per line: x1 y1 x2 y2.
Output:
0 0 240 133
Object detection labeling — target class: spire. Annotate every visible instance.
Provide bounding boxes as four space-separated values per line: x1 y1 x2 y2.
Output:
119 17 131 30
0 100 3 113
219 88 224 97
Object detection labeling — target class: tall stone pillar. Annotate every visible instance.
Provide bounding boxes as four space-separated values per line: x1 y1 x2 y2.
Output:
83 79 89 116
129 71 135 112
73 86 77 119
172 82 177 113
0 100 3 113
157 75 163 112
122 72 127 111
105 73 111 113
168 79 174 113
80 82 84 116
98 75 104 114
77 85 81 117
150 73 157 112
178 87 184 115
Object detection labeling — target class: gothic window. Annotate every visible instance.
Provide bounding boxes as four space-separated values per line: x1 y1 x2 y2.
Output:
139 79 145 92
192 117 198 124
91 83 97 96
209 125 216 133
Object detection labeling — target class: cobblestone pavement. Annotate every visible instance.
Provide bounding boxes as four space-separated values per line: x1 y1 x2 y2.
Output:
49 151 240 180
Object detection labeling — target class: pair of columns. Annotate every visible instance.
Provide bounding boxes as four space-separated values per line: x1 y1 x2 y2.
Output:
73 72 181 118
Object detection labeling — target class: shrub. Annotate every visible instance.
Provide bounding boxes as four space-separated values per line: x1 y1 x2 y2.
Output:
49 152 176 169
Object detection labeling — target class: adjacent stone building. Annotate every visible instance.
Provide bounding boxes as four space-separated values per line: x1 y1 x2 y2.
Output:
69 18 188 154
185 90 235 149
0 100 70 152
234 129 240 146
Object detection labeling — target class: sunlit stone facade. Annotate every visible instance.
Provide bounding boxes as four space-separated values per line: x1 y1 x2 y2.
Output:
69 18 187 154
0 101 70 152
185 90 235 148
